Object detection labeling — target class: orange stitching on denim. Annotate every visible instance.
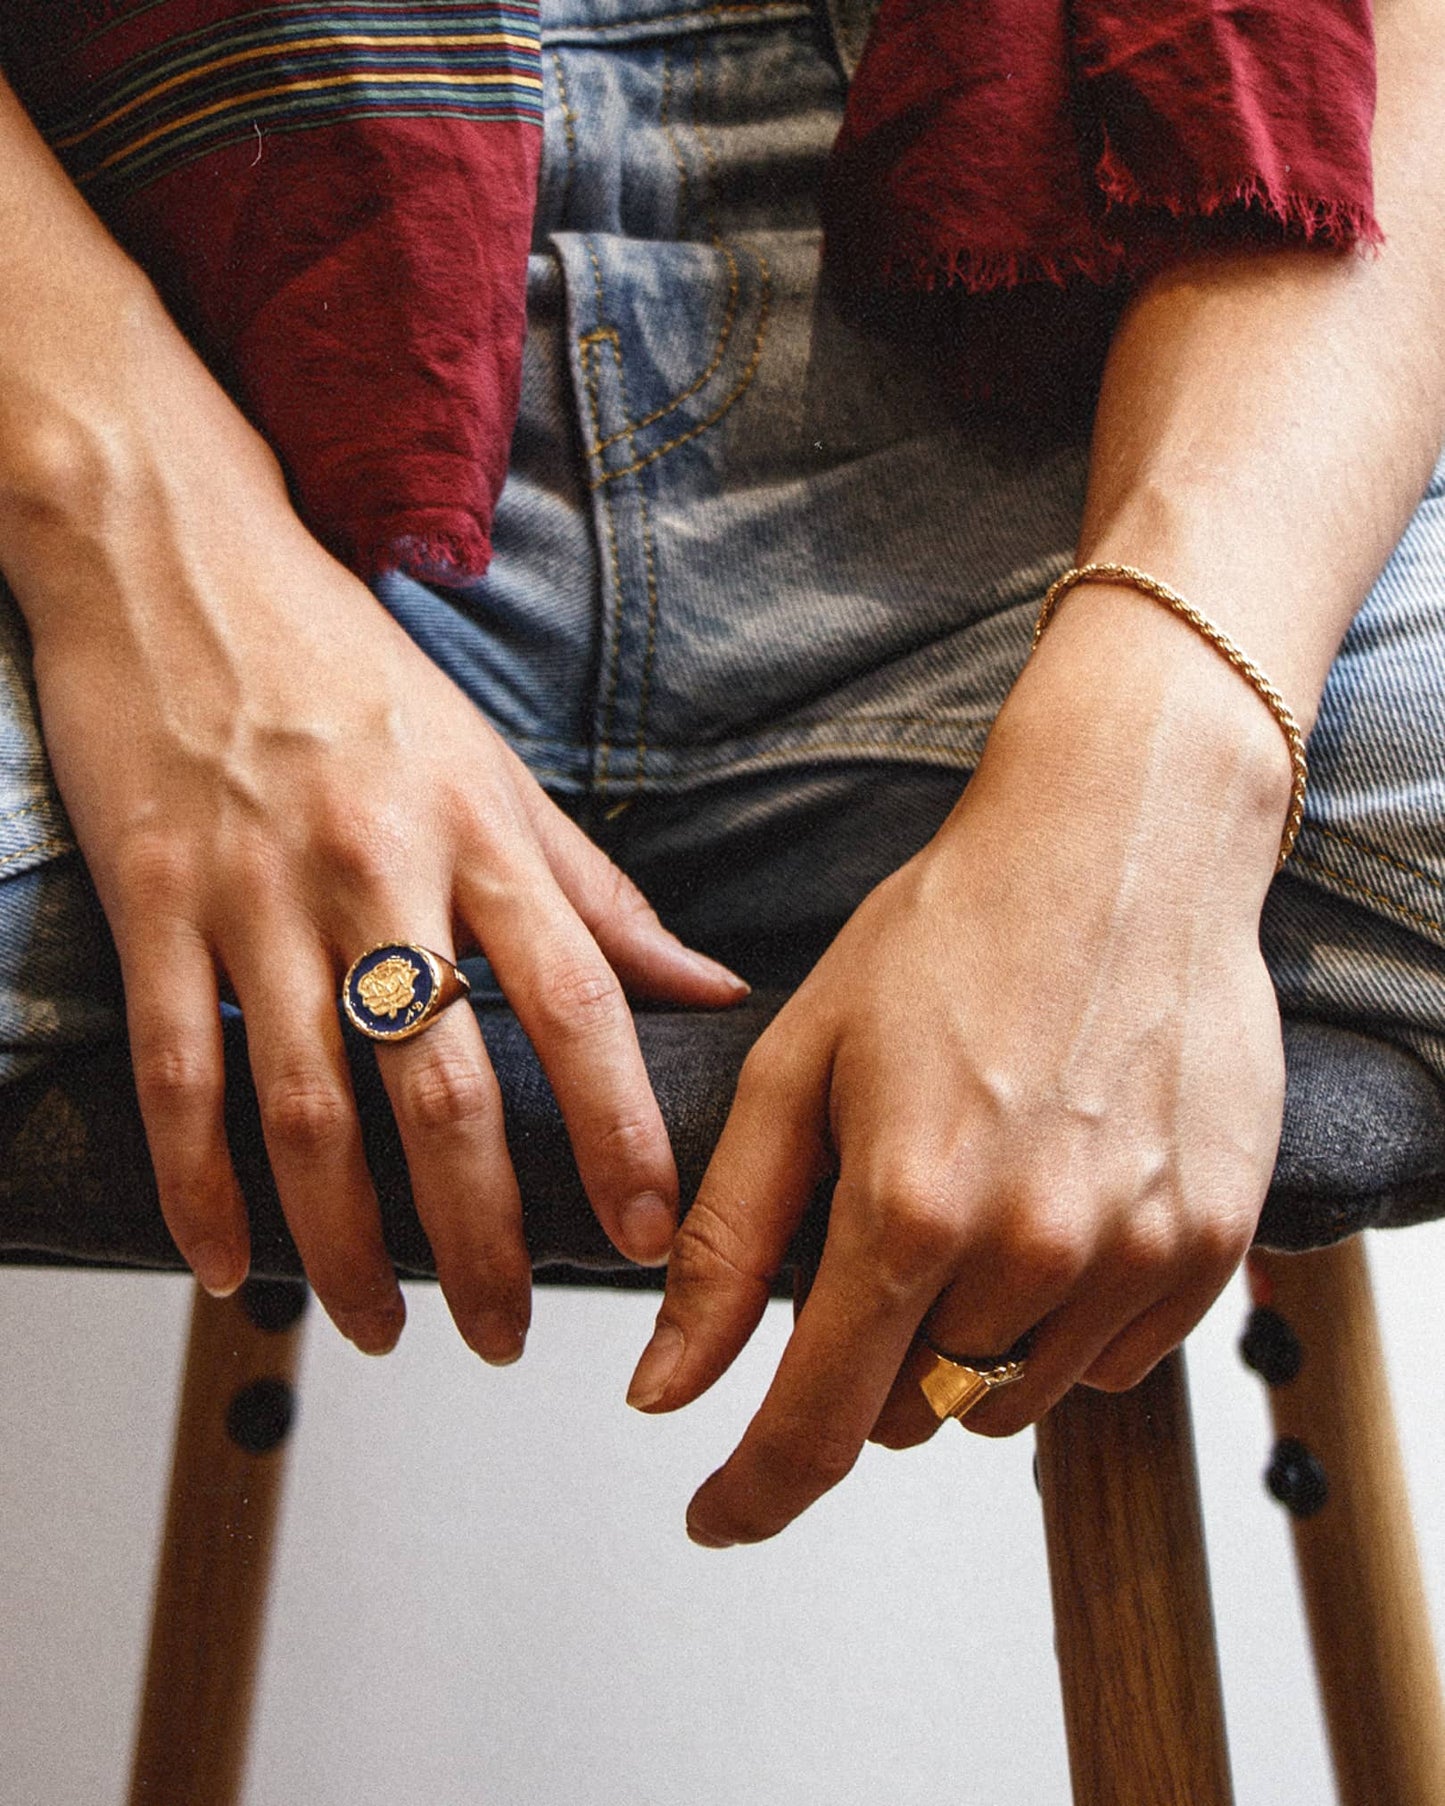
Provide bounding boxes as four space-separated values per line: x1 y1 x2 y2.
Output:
591 331 662 786
587 252 740 456
629 467 662 785
549 49 578 222
1309 820 1445 895
584 231 607 314
624 363 662 785
1291 852 1444 937
0 800 52 829
586 51 743 459
0 835 72 875
589 247 771 486
579 331 628 786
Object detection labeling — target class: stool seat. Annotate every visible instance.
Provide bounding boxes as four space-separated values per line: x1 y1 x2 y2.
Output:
2 994 1443 1276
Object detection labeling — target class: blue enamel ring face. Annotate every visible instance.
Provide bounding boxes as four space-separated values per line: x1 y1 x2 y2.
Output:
342 943 444 1042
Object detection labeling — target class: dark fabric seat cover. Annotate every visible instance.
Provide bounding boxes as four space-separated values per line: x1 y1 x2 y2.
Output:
2 994 1443 1280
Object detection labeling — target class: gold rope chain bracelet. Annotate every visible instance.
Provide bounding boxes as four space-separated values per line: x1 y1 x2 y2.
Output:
1032 562 1307 871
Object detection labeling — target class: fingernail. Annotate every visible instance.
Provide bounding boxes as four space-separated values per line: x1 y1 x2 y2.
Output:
190 1241 242 1298
620 1192 675 1265
334 1307 403 1356
627 1322 684 1409
687 1521 736 1550
679 947 751 996
471 1310 526 1367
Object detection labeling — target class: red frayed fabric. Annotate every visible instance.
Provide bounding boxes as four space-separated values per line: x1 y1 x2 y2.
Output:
823 0 1380 401
2 1 1382 574
2 1 543 581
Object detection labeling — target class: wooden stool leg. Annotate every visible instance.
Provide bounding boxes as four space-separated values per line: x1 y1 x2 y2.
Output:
128 1277 308 1806
1247 1239 1445 1806
1035 1350 1235 1806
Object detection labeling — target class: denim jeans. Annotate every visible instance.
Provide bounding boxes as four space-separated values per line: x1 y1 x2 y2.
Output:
2 0 1444 1086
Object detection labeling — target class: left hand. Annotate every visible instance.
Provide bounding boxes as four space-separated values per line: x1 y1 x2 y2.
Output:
627 595 1295 1545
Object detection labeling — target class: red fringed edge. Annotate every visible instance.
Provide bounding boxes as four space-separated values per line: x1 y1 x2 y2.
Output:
829 176 1383 307
846 237 1124 297
352 518 495 585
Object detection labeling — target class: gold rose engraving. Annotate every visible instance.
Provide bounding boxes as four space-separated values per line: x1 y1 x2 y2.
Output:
357 954 421 1021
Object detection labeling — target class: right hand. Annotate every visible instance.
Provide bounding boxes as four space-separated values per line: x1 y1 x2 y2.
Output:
0 311 745 1360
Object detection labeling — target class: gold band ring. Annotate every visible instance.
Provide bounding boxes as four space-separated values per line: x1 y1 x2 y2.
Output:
917 1338 1030 1425
342 943 472 1043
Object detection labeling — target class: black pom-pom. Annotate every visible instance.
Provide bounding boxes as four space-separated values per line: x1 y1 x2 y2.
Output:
1265 1436 1329 1518
226 1378 296 1454
1239 1306 1303 1386
239 1278 309 1334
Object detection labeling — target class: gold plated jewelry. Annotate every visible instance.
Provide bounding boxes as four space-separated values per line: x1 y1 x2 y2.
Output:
1032 562 1308 870
342 943 472 1043
918 1342 1030 1425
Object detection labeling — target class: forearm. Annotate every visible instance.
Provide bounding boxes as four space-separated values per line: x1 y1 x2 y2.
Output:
1067 0 1445 728
985 0 1445 905
0 74 286 636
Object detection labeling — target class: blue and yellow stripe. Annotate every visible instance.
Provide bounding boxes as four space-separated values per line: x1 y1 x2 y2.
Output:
48 2 542 193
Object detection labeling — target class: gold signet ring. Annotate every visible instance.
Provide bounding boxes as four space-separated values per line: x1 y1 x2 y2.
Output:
917 1340 1030 1425
342 943 472 1043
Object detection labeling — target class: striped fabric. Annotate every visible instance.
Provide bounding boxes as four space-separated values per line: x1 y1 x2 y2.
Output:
39 1 543 194
2 0 547 578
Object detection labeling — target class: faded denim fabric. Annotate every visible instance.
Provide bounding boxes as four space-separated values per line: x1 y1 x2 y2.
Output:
0 0 1443 1090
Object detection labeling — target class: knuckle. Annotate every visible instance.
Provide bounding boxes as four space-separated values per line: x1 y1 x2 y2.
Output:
264 1074 352 1153
314 799 409 895
735 1032 795 1103
863 1181 960 1288
114 834 195 908
601 861 658 931
1111 1207 1180 1277
1192 1209 1253 1282
671 1193 769 1294
397 1051 496 1137
591 1109 668 1180
133 1042 220 1118
999 1203 1090 1296
531 959 622 1039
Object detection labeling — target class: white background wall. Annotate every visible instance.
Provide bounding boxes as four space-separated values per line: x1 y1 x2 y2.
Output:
3 1221 1443 1806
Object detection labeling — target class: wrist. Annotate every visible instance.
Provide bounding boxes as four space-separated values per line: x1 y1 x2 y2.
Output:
0 283 289 642
980 583 1294 903
1075 482 1342 733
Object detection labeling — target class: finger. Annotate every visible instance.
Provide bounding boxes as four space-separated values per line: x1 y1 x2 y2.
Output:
123 929 250 1297
869 1297 1124 1449
868 1208 1093 1450
960 1286 1159 1439
373 991 531 1366
463 865 682 1264
627 1027 831 1413
525 803 749 1006
236 938 404 1354
683 1199 944 1546
1079 1279 1225 1394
